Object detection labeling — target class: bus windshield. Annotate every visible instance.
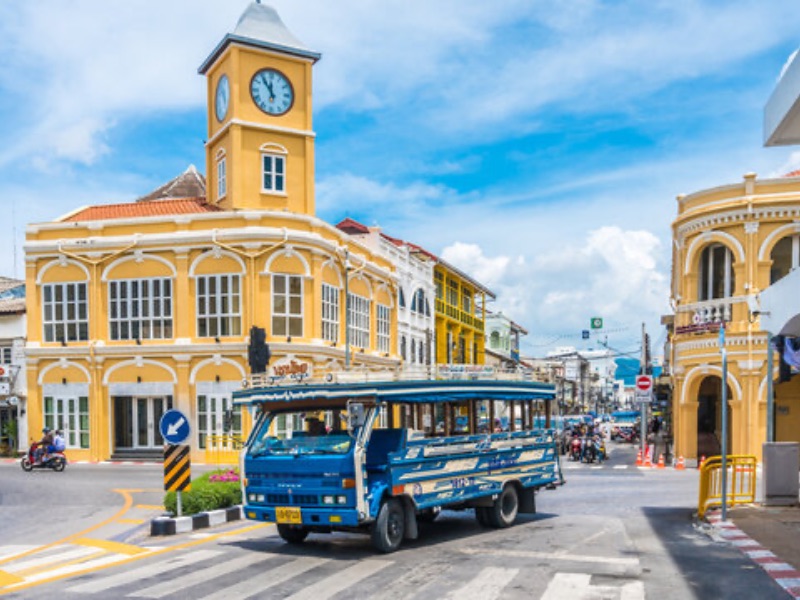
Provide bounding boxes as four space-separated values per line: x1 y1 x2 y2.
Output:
247 408 353 457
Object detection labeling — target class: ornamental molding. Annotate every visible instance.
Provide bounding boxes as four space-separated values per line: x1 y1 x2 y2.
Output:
674 334 768 353
676 204 800 240
744 221 760 235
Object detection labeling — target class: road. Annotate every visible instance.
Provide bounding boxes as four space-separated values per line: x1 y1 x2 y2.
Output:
0 444 790 599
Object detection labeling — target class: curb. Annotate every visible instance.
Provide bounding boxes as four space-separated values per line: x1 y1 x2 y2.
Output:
150 506 244 536
706 510 800 599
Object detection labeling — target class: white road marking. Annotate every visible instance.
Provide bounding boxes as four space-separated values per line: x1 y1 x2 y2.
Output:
198 556 329 600
65 549 221 594
284 559 392 600
542 572 645 600
130 552 276 598
613 465 629 469
0 545 37 561
5 545 100 573
460 547 640 567
24 553 130 584
443 566 518 600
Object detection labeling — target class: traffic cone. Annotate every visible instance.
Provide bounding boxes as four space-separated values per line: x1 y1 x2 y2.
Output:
657 454 665 469
675 456 686 470
643 450 653 468
698 455 706 469
635 449 642 466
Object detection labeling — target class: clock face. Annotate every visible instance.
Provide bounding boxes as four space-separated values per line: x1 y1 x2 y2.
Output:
250 68 293 116
215 75 230 122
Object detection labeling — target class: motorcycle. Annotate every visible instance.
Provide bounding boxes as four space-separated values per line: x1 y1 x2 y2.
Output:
20 442 67 472
581 436 597 463
617 427 640 444
569 437 582 461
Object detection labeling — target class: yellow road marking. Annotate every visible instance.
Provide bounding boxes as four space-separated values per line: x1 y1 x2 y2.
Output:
73 538 148 556
13 550 106 577
0 522 269 596
0 489 136 568
0 572 22 587
117 518 145 525
134 504 163 511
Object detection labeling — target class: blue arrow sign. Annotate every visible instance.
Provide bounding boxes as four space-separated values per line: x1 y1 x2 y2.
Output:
159 409 190 445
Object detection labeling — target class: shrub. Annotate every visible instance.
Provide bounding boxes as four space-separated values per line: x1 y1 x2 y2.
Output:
164 469 242 516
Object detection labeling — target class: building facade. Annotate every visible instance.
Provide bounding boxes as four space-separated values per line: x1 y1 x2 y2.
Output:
336 219 436 371
485 311 527 369
23 2 398 462
0 278 26 454
671 171 800 461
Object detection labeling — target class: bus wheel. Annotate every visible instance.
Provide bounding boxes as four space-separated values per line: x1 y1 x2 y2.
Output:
277 524 309 544
488 485 519 528
372 498 405 553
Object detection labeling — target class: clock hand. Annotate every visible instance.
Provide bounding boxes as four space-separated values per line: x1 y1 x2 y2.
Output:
261 75 276 100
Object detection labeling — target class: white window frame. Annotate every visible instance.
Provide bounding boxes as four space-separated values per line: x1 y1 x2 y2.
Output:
272 274 303 338
377 304 391 353
347 293 370 350
44 394 89 449
217 156 227 200
196 274 242 338
699 244 734 301
262 152 286 194
321 283 340 343
42 282 88 342
109 277 173 341
197 394 242 450
0 346 12 364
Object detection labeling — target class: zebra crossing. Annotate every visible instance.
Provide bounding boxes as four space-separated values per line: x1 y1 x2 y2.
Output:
0 540 645 599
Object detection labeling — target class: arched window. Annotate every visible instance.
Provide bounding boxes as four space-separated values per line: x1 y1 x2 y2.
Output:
490 331 501 349
398 288 406 308
698 244 735 301
771 235 800 285
411 339 417 364
401 336 407 361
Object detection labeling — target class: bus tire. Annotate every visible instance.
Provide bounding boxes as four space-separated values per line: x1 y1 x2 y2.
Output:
372 497 405 553
488 485 519 528
277 524 309 544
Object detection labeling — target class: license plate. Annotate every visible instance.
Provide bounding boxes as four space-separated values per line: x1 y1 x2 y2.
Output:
275 506 302 524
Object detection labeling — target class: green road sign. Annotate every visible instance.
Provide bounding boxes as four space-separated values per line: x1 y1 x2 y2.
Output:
591 317 603 329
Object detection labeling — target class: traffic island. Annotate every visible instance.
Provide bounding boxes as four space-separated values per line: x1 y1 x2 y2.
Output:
150 505 244 536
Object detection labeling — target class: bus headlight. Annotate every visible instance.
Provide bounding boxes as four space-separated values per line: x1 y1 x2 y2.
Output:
322 495 335 505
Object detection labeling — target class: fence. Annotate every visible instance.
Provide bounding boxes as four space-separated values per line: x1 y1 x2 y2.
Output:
205 434 244 467
697 454 757 519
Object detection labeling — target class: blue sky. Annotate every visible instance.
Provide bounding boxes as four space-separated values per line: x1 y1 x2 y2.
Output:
1 0 799 358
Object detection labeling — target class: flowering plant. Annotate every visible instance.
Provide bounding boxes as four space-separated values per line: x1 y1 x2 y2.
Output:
209 469 240 483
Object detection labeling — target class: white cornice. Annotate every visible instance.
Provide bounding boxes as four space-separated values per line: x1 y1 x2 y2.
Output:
205 118 316 148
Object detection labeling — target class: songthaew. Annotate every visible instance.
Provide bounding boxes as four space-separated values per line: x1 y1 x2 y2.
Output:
235 371 564 553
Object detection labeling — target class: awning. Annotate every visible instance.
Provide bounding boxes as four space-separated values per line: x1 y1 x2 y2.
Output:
758 269 800 336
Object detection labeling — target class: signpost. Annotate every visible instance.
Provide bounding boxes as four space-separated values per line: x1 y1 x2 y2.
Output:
159 409 191 517
635 375 653 460
590 317 603 329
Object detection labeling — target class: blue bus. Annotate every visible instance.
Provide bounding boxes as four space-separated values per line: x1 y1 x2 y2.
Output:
234 375 564 552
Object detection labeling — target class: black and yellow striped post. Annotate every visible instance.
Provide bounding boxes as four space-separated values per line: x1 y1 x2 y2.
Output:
164 444 191 516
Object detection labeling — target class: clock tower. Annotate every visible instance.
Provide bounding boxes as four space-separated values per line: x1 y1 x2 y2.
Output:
199 2 321 214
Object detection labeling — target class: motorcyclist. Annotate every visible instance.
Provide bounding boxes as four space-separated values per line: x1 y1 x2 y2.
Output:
35 427 54 464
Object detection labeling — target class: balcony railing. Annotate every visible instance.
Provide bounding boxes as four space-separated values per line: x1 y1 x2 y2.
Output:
675 296 742 335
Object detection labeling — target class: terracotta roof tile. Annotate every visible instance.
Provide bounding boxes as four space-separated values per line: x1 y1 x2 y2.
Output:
63 198 221 222
784 169 800 178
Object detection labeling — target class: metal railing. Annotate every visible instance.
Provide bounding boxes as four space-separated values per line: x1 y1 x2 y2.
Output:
205 434 244 467
242 365 543 389
698 454 757 519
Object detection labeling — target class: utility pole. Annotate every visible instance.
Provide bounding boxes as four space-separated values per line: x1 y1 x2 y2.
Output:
640 322 649 460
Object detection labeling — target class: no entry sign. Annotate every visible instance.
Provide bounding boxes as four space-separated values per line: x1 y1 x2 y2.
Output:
635 375 653 392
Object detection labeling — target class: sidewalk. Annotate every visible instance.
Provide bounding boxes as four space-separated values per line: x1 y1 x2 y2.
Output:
706 500 800 598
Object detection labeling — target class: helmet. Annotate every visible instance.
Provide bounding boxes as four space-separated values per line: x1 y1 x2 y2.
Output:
42 427 51 434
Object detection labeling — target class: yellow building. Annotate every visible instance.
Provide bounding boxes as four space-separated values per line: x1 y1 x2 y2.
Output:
23 2 398 462
432 262 493 366
671 171 800 462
